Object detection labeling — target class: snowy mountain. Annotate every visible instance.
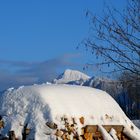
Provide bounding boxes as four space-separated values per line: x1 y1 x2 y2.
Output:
53 69 90 85
0 84 140 140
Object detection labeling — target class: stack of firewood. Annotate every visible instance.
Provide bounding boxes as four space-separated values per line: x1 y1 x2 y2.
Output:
46 116 85 140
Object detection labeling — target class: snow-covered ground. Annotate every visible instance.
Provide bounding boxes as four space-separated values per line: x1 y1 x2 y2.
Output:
0 84 140 140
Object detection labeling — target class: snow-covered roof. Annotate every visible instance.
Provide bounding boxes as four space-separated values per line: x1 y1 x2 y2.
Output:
0 84 140 139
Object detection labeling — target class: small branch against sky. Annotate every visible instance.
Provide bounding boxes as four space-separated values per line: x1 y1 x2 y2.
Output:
81 0 140 78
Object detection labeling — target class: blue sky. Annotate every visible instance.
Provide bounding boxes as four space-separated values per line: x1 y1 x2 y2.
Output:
0 0 126 90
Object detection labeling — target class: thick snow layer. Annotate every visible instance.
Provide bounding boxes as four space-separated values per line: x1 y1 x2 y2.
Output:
53 69 90 84
123 126 140 140
0 84 140 139
98 125 113 140
109 128 119 140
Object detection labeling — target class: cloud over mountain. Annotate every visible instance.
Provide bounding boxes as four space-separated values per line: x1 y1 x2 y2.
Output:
0 54 82 91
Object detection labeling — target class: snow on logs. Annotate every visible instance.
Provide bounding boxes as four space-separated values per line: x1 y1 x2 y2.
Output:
0 84 140 140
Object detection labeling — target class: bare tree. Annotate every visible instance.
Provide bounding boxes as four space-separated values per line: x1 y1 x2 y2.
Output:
82 0 140 78
80 0 140 118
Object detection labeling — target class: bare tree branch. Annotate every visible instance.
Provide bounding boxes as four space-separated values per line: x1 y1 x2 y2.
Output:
83 0 140 78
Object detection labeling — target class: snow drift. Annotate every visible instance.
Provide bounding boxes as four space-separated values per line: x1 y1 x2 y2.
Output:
0 84 140 139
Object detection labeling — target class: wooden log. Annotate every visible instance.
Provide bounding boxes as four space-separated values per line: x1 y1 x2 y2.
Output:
85 125 124 133
79 117 84 125
46 122 57 129
103 125 124 133
81 127 85 135
84 125 98 133
22 123 30 140
9 131 16 140
93 132 102 137
83 125 125 140
84 133 93 140
25 128 30 135
55 129 63 137
72 118 77 125
123 126 138 140
84 125 102 137
61 132 70 140
0 120 4 129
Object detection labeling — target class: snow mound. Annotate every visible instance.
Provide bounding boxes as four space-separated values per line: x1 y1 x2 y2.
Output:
0 84 140 139
53 69 90 84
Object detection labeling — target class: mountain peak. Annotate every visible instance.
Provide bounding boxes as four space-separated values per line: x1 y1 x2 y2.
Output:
53 69 90 84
